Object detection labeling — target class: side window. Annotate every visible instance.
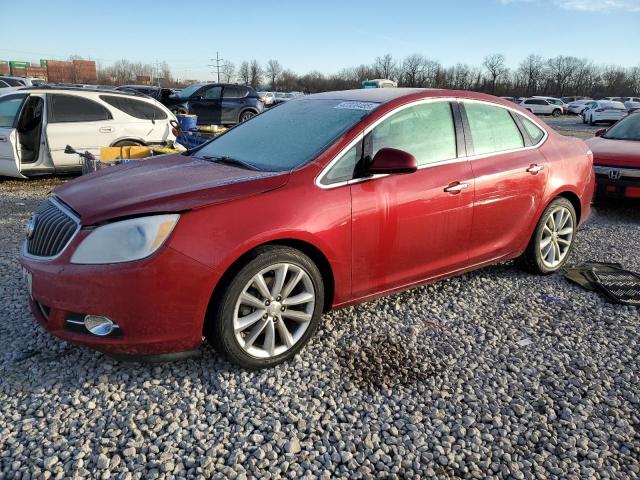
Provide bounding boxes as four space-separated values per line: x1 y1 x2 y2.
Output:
99 95 167 120
464 102 524 155
223 86 246 99
368 102 457 166
520 116 545 144
0 94 26 128
202 86 222 100
49 94 112 123
321 144 361 185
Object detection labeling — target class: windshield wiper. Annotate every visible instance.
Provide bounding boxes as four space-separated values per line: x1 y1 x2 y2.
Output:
199 155 262 171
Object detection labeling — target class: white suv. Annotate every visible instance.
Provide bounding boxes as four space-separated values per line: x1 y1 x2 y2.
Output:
520 98 563 117
0 87 179 178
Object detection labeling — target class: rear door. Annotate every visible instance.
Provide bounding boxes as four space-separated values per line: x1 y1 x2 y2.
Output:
221 85 248 123
461 101 549 264
0 93 27 177
189 85 222 124
45 93 115 169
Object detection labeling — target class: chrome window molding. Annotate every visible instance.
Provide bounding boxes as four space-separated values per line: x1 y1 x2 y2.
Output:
316 97 549 190
22 196 81 261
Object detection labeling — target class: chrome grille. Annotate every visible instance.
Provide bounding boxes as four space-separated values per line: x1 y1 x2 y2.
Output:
26 198 79 258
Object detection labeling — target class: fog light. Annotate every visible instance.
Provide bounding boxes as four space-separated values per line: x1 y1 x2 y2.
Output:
84 315 115 336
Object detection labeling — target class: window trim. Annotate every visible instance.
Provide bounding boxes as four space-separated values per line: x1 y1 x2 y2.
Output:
316 97 548 190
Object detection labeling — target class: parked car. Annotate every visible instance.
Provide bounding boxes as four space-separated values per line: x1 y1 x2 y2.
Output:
561 96 590 104
581 100 627 125
587 112 640 199
500 96 519 103
257 91 275 106
533 96 568 114
0 86 178 178
620 96 640 103
273 92 303 104
567 99 594 115
19 88 594 368
0 76 46 87
361 79 397 88
520 98 563 116
0 79 24 94
115 85 174 101
161 83 264 125
625 101 640 113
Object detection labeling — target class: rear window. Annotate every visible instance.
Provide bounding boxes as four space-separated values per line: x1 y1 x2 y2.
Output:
223 86 247 99
465 102 524 155
49 94 112 123
100 95 167 120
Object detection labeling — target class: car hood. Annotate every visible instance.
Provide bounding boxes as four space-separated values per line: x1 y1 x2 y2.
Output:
586 137 640 168
54 153 289 225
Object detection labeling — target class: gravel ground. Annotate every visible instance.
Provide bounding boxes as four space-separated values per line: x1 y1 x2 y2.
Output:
542 115 603 140
1 130 639 479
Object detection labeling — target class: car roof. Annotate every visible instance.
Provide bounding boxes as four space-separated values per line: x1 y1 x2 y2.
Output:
20 85 151 98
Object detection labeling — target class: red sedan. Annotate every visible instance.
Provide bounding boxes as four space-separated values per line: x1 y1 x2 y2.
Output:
587 112 640 199
20 89 594 368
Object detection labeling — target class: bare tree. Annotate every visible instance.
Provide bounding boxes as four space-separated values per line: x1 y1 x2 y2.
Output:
399 54 426 87
373 54 396 79
221 61 235 83
238 61 250 85
547 55 582 96
249 60 263 89
265 59 283 90
517 54 545 96
483 54 508 94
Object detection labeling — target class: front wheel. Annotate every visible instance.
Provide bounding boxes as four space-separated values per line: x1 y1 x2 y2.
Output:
518 197 577 274
207 246 324 369
552 109 561 117
589 116 596 126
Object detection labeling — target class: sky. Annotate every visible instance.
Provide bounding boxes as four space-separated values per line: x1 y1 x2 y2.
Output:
1 0 639 81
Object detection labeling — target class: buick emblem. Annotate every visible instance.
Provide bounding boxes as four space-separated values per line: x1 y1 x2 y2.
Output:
25 215 37 240
608 169 622 181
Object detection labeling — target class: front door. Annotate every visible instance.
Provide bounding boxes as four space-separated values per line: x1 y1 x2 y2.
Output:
189 85 222 125
460 101 549 264
0 93 27 177
350 100 474 299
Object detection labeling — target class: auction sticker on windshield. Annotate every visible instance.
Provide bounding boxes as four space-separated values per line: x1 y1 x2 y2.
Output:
334 101 379 111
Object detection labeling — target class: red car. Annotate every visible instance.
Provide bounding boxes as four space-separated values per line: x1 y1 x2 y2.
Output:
587 112 640 199
20 89 595 369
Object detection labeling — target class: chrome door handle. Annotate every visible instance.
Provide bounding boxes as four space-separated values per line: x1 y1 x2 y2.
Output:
527 164 544 174
99 126 114 133
444 182 469 193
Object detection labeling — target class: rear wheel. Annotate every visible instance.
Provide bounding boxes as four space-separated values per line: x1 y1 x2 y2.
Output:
207 246 324 369
518 197 577 274
112 139 144 147
552 109 561 117
239 110 256 123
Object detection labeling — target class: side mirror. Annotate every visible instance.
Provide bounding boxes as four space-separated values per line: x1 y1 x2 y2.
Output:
368 148 417 175
595 128 607 137
64 145 77 155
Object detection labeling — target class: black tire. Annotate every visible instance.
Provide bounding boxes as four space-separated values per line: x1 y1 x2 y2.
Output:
112 139 144 147
552 109 561 117
206 246 324 369
172 108 188 115
238 110 256 123
517 197 577 275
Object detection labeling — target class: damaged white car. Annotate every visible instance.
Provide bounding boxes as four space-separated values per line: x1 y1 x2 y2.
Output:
0 87 179 178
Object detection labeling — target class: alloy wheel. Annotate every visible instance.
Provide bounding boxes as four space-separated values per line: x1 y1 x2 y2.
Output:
233 263 315 358
539 206 574 269
240 112 255 122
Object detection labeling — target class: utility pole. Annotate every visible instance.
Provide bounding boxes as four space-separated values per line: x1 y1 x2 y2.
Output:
208 52 224 83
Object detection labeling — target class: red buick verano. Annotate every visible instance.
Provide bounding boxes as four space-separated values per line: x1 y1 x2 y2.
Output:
20 89 595 368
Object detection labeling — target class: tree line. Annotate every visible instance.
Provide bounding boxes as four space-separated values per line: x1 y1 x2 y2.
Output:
96 54 640 98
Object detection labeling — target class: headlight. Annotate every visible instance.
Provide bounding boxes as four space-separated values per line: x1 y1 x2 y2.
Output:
71 214 180 264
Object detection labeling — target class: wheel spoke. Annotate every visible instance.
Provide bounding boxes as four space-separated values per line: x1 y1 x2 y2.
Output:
280 270 303 299
240 292 266 309
276 318 294 348
263 319 275 356
540 236 553 249
235 310 265 333
281 309 312 323
553 242 561 264
271 264 288 297
548 214 556 231
557 237 571 246
558 227 573 236
252 273 272 300
283 292 314 306
543 225 553 236
243 317 269 348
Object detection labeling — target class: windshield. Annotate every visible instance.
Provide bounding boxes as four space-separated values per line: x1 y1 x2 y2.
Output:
175 84 203 99
603 113 640 141
193 98 379 171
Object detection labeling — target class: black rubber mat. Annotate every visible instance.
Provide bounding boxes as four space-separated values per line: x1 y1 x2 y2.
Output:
591 269 640 306
562 262 640 306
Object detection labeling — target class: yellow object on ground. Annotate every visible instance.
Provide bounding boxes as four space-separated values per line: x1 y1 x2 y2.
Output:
100 146 151 162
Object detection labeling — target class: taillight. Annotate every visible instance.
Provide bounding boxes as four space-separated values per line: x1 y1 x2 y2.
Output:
259 96 266 102
171 127 180 137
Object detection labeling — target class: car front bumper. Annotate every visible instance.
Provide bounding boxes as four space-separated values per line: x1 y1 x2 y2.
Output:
594 165 640 198
19 242 216 357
